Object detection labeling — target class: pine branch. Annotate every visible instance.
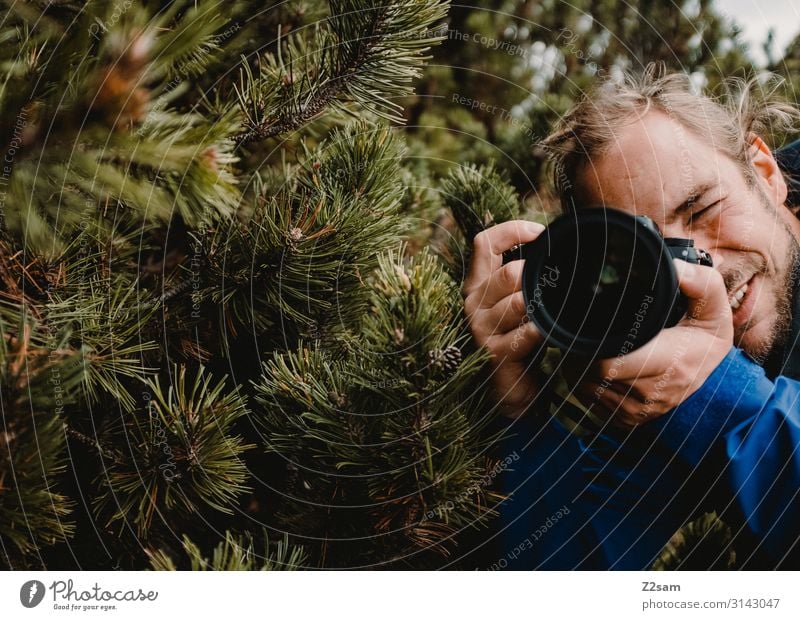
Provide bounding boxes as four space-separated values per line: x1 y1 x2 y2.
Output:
0 311 84 567
652 512 737 570
39 225 161 412
234 0 448 143
235 3 392 142
93 365 254 539
147 530 307 571
250 245 496 566
204 121 408 350
438 162 522 283
440 162 521 243
63 425 124 465
0 2 245 256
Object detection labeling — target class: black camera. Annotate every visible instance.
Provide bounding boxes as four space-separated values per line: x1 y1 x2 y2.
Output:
502 207 713 358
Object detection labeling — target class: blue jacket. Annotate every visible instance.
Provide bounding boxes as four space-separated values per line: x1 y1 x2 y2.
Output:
490 140 800 570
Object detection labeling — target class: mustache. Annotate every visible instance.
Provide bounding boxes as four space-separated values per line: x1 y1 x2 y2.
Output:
720 255 767 291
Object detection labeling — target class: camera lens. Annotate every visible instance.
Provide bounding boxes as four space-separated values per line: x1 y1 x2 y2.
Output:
521 208 678 357
540 225 650 337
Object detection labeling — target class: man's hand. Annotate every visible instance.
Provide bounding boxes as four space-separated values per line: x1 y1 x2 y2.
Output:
574 260 735 428
462 220 546 419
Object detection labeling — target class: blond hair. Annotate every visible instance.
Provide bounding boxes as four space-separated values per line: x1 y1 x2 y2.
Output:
542 62 800 211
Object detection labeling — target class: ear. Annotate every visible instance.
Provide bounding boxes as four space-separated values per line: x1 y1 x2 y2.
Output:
747 132 788 206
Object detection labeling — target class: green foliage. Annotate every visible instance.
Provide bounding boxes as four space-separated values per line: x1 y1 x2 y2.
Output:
94 365 253 538
3 0 796 572
0 310 84 568
441 162 521 240
39 224 159 411
438 162 522 282
0 0 243 257
652 512 736 570
251 246 496 567
147 530 306 571
202 122 409 347
3 0 495 571
234 0 449 142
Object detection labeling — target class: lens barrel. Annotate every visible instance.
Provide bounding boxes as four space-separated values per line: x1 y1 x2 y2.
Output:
503 207 712 358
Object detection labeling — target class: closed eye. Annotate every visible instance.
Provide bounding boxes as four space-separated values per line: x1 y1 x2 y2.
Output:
687 199 723 226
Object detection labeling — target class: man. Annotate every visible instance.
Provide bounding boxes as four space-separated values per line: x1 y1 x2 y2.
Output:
463 66 800 569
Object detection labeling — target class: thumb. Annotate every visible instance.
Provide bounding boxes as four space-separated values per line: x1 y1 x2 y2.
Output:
672 259 732 327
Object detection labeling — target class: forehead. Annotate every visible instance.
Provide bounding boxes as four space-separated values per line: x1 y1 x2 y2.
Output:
575 111 729 219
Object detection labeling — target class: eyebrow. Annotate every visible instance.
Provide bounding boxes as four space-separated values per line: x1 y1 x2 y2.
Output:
672 182 718 218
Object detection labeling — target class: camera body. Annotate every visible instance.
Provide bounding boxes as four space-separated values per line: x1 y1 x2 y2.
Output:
502 207 712 358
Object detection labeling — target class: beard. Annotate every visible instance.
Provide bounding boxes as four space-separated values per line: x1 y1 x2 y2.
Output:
760 251 800 376
728 186 800 367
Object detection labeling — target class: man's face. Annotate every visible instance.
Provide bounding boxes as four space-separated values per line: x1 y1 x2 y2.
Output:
574 110 800 362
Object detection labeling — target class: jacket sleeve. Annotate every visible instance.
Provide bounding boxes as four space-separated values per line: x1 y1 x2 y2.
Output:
653 347 800 563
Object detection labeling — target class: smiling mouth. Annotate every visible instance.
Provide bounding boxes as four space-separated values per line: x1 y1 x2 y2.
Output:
729 280 749 310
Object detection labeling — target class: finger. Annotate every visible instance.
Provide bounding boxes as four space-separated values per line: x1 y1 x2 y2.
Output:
590 337 671 385
490 363 541 420
584 360 654 400
588 380 671 425
479 260 526 308
673 259 732 327
590 261 732 383
572 380 630 409
486 320 545 362
569 382 620 423
463 220 544 296
481 290 528 333
581 387 648 428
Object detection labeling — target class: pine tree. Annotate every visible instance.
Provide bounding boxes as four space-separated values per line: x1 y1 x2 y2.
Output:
3 0 796 572
0 0 505 570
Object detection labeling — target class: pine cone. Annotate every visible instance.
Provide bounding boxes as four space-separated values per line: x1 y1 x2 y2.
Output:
441 345 462 372
427 345 462 375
